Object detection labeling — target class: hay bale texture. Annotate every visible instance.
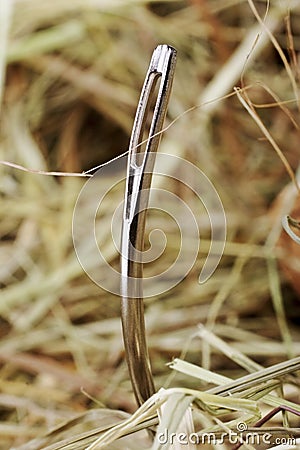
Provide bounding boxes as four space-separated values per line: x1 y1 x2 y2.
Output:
0 1 300 449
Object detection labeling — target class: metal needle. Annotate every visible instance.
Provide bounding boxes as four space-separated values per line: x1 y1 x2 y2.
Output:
120 44 176 406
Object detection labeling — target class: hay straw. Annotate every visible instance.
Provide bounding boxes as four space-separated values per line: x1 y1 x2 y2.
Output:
247 0 300 110
235 87 300 193
0 0 12 111
7 21 86 63
1 0 300 448
0 160 91 177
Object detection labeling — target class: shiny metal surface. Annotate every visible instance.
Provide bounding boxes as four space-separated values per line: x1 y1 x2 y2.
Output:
120 45 176 406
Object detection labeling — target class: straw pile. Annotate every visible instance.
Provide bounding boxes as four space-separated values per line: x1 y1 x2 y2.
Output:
0 1 300 449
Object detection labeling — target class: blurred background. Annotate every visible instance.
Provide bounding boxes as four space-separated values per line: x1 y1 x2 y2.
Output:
0 0 300 448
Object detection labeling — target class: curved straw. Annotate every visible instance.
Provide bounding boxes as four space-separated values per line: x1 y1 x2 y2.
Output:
120 45 176 406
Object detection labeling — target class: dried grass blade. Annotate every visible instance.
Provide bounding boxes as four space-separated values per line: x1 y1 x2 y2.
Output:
153 391 195 450
234 87 300 193
168 359 229 386
0 0 13 111
247 0 300 110
7 21 85 63
266 257 294 357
